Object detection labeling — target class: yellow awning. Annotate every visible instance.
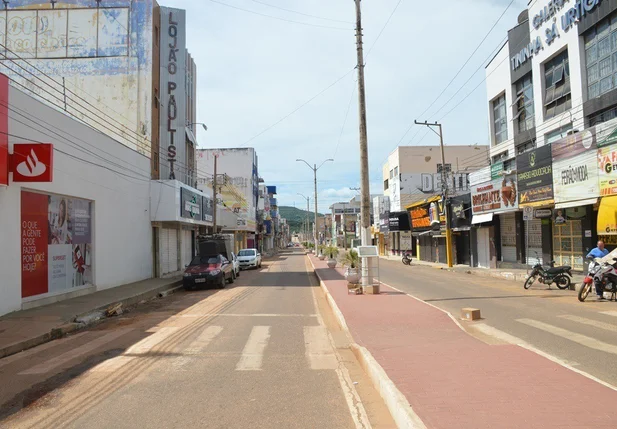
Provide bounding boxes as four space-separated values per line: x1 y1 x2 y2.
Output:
598 196 617 235
405 195 440 210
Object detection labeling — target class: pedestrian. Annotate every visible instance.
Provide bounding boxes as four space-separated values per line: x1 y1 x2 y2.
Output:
587 240 610 300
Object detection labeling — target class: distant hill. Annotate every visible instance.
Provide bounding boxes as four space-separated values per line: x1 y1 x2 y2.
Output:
278 206 324 233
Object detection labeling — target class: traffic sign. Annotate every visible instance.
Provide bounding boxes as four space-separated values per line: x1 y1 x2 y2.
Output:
523 206 533 221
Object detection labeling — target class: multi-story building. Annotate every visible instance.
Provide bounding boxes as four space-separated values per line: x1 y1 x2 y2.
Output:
329 200 361 248
196 148 259 252
481 1 617 271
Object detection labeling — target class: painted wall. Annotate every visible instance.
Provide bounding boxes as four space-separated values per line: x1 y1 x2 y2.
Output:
0 1 154 156
196 148 258 232
0 85 152 316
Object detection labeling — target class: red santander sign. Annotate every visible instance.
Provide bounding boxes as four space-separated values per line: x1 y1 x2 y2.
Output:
10 143 53 183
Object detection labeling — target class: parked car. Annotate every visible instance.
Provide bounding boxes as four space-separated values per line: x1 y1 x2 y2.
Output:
183 254 234 290
231 252 240 278
237 248 262 270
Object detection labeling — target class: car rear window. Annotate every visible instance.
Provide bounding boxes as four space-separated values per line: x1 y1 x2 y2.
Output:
238 250 256 257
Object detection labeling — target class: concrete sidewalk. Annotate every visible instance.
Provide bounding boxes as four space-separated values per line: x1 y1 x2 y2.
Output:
309 254 617 429
0 277 181 359
380 254 585 286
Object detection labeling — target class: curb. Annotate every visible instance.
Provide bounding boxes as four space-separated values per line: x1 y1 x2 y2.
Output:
0 279 182 360
307 256 425 429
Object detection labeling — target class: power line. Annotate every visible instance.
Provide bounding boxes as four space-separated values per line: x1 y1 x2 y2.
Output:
333 77 356 159
365 0 403 58
246 0 353 24
207 0 351 30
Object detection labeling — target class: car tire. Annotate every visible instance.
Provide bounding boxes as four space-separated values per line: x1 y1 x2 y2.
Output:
229 271 235 284
217 276 226 289
236 269 240 278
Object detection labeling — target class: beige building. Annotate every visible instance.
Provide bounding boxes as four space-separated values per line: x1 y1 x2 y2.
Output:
382 145 489 211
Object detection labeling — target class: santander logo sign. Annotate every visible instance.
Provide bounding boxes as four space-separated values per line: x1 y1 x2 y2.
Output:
11 143 53 183
16 149 46 178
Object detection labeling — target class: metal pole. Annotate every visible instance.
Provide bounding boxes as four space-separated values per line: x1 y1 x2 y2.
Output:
313 164 318 250
437 124 454 268
354 0 374 291
212 155 218 233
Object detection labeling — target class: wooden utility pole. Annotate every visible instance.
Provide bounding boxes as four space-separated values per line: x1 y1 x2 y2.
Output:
354 0 374 291
414 120 454 268
212 155 218 233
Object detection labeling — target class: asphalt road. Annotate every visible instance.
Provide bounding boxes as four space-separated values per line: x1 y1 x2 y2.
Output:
0 251 394 429
379 258 617 387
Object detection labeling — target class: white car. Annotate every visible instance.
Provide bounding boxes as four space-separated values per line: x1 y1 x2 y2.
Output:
237 248 262 270
230 252 240 278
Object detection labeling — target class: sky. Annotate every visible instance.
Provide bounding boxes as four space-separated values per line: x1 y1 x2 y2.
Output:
163 0 527 212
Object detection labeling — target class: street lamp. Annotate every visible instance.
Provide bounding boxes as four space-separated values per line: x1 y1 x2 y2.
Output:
296 158 334 251
297 193 310 243
187 122 208 132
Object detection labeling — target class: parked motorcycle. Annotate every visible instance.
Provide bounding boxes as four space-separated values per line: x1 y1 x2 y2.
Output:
524 252 572 290
578 256 617 302
402 252 412 266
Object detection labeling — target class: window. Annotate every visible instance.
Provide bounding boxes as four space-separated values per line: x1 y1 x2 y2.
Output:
383 179 389 191
389 169 394 179
394 166 398 176
492 94 508 144
436 163 452 173
514 74 535 133
543 50 571 119
492 151 508 163
546 124 573 145
503 158 515 171
589 106 617 126
516 140 535 155
585 15 617 100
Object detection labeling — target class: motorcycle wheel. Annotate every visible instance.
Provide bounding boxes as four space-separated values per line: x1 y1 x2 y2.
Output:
578 282 592 302
555 274 571 290
524 275 536 290
402 258 410 266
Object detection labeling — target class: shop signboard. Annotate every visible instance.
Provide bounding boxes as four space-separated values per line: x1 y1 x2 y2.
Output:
595 118 617 148
388 211 411 232
470 173 518 214
379 211 389 233
202 196 213 222
598 143 617 196
491 162 504 179
21 190 93 299
0 74 8 186
517 145 553 206
552 128 598 203
410 206 431 230
534 208 553 219
180 187 202 220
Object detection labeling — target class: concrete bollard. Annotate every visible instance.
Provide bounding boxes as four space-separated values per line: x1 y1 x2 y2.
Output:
461 307 481 321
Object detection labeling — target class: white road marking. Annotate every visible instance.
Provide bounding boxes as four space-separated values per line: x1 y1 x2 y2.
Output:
19 329 134 375
473 322 617 391
171 313 317 318
517 318 617 355
172 326 223 370
235 326 271 371
304 326 338 370
559 315 617 333
91 327 179 373
601 311 617 318
0 332 89 370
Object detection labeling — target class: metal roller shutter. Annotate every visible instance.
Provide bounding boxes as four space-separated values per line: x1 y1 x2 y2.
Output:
525 219 543 266
183 230 192 267
168 228 178 273
500 213 517 263
160 228 171 275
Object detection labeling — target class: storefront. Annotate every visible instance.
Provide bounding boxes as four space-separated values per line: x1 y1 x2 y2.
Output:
597 139 617 249
552 127 600 271
388 211 412 255
517 145 554 265
408 196 446 263
379 212 389 256
450 194 472 266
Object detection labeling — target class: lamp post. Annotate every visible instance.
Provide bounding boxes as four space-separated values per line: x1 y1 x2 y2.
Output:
297 193 310 244
296 158 334 252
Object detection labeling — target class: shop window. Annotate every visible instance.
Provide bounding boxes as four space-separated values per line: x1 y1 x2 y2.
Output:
514 74 535 134
492 93 508 144
544 50 571 120
586 14 617 100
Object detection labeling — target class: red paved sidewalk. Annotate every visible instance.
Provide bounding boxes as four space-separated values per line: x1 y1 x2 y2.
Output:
309 255 617 429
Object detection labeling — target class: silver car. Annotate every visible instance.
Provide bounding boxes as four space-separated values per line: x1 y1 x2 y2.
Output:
237 249 262 270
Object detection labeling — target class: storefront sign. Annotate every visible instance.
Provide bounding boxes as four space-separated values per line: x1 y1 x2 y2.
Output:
388 211 411 232
517 145 554 206
554 209 567 224
11 144 54 183
552 129 599 203
21 190 93 299
180 187 202 219
411 207 431 230
598 144 617 196
379 211 389 233
0 74 7 186
471 173 518 214
534 208 553 219
596 119 617 148
597 195 617 235
202 196 213 222
491 162 504 179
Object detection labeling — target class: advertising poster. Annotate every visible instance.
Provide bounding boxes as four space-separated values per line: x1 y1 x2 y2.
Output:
180 187 202 220
552 128 598 203
21 190 93 299
471 173 518 214
598 144 617 196
517 145 553 206
202 196 213 223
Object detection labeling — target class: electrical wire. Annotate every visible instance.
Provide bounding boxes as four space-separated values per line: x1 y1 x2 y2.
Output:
365 0 403 59
207 0 351 30
333 77 356 160
245 0 353 24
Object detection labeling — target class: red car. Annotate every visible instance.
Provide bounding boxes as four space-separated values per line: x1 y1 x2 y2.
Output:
183 254 235 290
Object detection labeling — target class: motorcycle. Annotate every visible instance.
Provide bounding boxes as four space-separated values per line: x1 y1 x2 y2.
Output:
402 252 412 266
524 252 572 290
578 256 617 302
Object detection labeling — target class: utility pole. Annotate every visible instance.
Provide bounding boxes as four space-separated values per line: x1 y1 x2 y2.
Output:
414 120 453 268
297 158 333 251
212 154 218 234
298 193 310 244
354 0 374 292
